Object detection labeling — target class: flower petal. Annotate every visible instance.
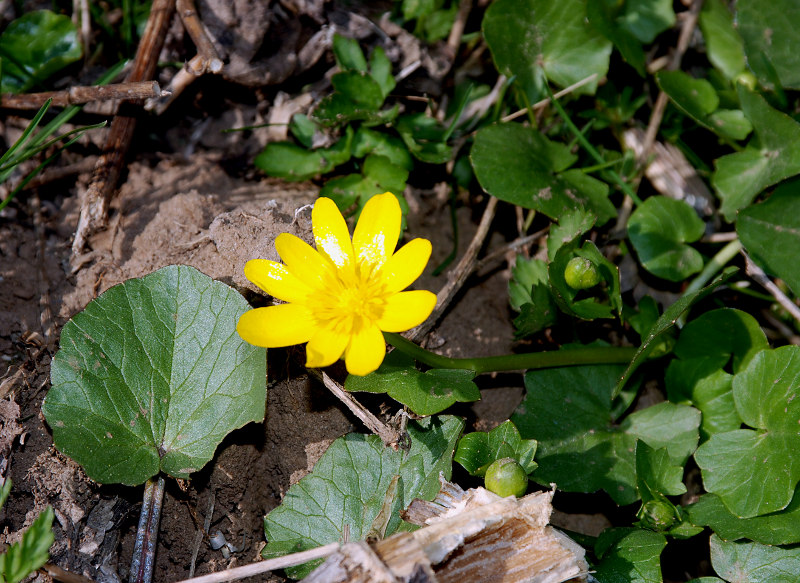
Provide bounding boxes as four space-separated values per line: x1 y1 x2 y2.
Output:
305 326 349 368
344 323 386 376
352 192 401 272
376 290 437 332
244 259 314 302
275 232 334 289
312 197 354 269
380 238 432 294
237 304 316 347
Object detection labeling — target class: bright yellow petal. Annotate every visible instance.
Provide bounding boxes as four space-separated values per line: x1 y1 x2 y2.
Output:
237 304 316 347
344 323 386 376
275 232 334 289
244 259 314 302
380 238 432 294
352 192 401 272
305 326 349 368
376 290 437 332
312 197 354 269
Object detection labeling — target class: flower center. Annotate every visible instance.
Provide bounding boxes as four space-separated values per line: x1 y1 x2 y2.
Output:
308 264 388 335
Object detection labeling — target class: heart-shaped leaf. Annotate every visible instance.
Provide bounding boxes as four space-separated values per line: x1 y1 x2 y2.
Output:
455 420 537 477
737 0 800 90
594 528 667 582
699 0 746 81
709 534 800 582
695 346 800 518
44 265 267 485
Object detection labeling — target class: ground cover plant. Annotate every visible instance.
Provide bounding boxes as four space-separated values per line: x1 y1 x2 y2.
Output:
2 0 800 581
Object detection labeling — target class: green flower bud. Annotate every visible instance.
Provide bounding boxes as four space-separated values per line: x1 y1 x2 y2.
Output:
484 458 528 498
564 257 602 290
639 499 679 532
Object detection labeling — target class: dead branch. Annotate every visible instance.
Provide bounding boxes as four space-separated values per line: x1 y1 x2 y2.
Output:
177 0 223 75
72 0 177 259
0 81 165 110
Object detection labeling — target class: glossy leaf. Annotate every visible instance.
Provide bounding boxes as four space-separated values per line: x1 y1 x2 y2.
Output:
44 265 267 485
320 155 409 217
699 0 745 80
549 240 622 320
483 0 611 102
636 441 686 499
255 128 352 181
262 416 464 578
737 0 800 90
0 10 82 93
709 534 800 582
594 528 667 583
628 196 705 281
658 71 719 121
471 123 615 224
345 352 480 416
512 364 698 505
454 420 537 477
395 113 453 164
737 181 800 297
618 0 675 44
689 487 800 546
714 86 800 221
352 127 413 170
695 346 800 518
332 33 367 72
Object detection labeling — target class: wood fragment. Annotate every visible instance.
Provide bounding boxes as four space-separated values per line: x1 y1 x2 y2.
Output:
177 0 223 75
72 0 177 258
0 81 165 110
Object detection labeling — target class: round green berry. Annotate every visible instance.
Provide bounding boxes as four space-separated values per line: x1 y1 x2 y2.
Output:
564 256 602 290
639 499 678 531
484 458 528 498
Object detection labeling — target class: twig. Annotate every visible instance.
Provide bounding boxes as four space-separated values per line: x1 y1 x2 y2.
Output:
500 74 599 123
639 0 705 161
72 0 176 258
189 487 215 578
0 82 165 110
176 0 223 75
29 191 55 349
42 563 97 583
172 542 341 583
309 370 400 448
443 0 472 67
473 227 549 274
744 252 800 325
407 196 498 344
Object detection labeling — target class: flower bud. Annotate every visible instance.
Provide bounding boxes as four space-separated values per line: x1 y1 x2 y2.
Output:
564 257 602 290
485 458 528 498
639 499 678 531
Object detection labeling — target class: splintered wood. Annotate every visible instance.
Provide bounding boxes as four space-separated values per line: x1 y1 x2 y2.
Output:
303 479 589 583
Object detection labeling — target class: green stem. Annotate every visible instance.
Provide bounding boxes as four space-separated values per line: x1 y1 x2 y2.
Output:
683 239 743 297
542 83 643 206
130 475 165 583
384 332 637 375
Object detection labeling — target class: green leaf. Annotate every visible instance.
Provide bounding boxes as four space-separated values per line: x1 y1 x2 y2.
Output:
587 1 646 77
483 0 611 103
0 505 54 583
547 208 596 261
737 180 800 298
262 415 464 578
628 196 705 281
345 352 480 416
657 70 719 120
549 240 622 320
689 487 800 546
709 534 800 582
395 113 453 164
289 114 317 149
509 256 550 312
254 128 352 181
0 10 82 93
352 127 413 170
714 86 800 221
594 528 667 583
736 0 800 90
616 268 736 396
332 33 367 72
636 441 686 500
512 364 698 505
369 47 396 99
454 420 538 477
618 0 675 44
707 109 753 141
699 0 746 80
471 123 615 224
43 265 267 485
695 346 800 518
674 308 769 373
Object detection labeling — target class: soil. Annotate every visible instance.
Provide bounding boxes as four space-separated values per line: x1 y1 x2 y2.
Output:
0 5 612 582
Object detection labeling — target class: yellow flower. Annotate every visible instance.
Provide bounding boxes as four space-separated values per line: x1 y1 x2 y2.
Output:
237 193 437 376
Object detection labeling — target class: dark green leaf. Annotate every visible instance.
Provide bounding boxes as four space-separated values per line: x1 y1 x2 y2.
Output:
549 240 622 320
695 346 800 518
709 534 800 582
332 33 367 72
737 181 800 298
594 528 667 583
0 10 82 93
618 0 675 43
0 505 54 583
547 208 596 261
483 0 611 102
587 1 646 76
714 86 800 221
352 127 413 170
262 416 464 578
395 113 453 164
454 420 537 477
699 0 746 80
737 0 800 90
345 352 479 416
512 365 697 505
657 70 719 120
471 123 615 224
636 441 686 500
43 265 267 485
369 47 396 99
289 114 316 149
255 128 352 181
628 196 705 281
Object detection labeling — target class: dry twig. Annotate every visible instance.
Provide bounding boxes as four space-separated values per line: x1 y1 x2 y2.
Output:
0 82 165 110
744 252 800 326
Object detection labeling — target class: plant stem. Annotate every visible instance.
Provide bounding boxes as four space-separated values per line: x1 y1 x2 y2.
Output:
384 333 636 375
130 475 166 583
683 239 743 297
